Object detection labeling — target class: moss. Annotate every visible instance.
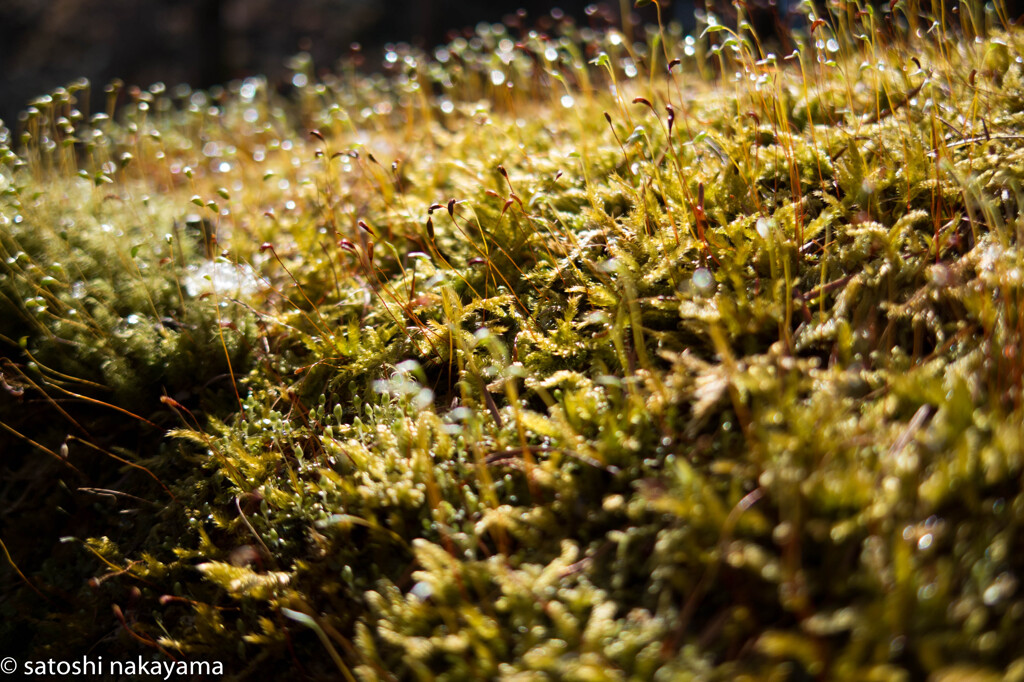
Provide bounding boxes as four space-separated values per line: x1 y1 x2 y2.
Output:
2 2 1024 679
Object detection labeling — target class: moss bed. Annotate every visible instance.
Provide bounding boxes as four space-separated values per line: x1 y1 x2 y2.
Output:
2 2 1024 679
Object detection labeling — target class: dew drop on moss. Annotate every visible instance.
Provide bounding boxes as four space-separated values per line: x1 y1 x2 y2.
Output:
692 267 714 294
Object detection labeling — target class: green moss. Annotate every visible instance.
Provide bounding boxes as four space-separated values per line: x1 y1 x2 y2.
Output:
3 2 1024 679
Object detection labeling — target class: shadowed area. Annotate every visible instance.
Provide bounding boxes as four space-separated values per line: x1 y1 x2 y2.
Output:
0 0 612 124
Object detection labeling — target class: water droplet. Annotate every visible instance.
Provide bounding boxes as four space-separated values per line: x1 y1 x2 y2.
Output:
756 217 770 239
692 267 714 294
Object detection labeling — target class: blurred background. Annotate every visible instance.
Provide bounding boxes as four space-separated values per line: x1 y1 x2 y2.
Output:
0 0 644 125
0 0 814 126
6 2 998 129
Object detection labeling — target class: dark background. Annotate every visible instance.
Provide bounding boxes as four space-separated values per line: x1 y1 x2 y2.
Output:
0 0 643 126
1 2 1003 129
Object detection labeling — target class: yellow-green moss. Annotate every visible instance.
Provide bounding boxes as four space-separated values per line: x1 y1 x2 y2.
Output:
3 2 1024 679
